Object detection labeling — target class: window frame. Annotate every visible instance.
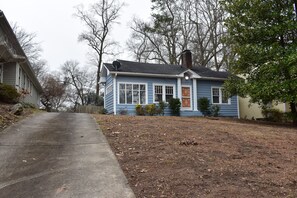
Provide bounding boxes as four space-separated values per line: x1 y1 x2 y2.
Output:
211 87 231 105
153 84 176 103
117 82 148 105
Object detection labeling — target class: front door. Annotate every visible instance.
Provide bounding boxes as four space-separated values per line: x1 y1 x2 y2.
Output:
181 86 191 109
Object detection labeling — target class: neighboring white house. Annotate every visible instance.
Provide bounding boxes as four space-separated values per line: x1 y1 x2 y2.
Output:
239 97 290 119
0 10 42 107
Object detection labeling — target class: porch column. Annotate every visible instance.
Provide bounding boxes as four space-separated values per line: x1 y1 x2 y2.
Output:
113 75 117 115
193 78 198 111
177 78 181 99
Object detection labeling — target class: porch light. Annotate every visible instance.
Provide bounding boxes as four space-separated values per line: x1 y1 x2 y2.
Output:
184 73 190 80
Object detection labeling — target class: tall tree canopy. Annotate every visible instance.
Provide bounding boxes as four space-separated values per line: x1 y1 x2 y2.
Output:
222 0 297 122
127 0 231 71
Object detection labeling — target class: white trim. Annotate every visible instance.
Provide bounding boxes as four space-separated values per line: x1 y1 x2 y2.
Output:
113 76 117 115
211 86 231 105
103 84 106 109
107 70 227 80
177 78 181 99
181 85 192 110
176 69 201 78
117 82 148 105
237 95 240 119
152 83 176 103
193 79 198 111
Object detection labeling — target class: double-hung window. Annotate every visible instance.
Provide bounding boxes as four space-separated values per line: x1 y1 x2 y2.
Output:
154 84 175 103
212 87 230 104
119 83 146 104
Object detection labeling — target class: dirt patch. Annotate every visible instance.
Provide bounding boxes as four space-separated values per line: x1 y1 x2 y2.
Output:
0 103 37 132
93 115 297 198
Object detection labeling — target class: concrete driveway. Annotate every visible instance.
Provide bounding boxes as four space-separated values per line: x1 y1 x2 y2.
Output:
0 113 135 198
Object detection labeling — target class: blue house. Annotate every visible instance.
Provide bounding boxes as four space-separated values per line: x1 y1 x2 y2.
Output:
100 50 239 117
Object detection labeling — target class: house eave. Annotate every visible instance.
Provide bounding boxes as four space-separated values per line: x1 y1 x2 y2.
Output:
109 71 179 78
176 69 201 78
200 77 227 81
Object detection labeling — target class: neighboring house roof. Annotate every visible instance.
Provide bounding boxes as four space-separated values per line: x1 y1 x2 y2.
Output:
0 10 43 93
103 59 230 80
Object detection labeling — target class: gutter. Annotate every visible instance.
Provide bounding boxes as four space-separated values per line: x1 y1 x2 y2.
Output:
109 71 227 81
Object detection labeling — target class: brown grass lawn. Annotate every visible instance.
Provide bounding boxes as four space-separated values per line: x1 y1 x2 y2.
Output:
93 115 297 198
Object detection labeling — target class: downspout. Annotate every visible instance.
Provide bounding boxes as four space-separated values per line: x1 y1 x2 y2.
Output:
237 95 240 119
113 73 117 115
103 83 106 109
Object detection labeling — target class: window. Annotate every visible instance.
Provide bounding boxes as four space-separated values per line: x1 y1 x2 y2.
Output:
18 67 22 87
119 83 146 104
0 64 3 83
23 73 26 89
212 87 230 104
154 84 175 103
154 85 163 102
165 86 174 102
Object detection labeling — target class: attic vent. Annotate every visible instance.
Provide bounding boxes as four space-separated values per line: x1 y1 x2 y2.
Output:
112 61 121 71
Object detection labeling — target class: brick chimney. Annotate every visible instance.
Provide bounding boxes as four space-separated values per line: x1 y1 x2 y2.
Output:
181 50 192 69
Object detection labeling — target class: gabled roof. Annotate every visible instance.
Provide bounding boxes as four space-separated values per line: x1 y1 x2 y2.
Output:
105 60 186 75
0 10 43 93
103 59 230 80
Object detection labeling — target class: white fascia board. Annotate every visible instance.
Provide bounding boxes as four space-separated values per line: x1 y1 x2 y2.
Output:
176 69 201 79
200 77 227 81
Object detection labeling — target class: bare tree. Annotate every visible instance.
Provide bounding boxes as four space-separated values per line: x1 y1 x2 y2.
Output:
61 60 96 108
127 0 185 65
40 73 67 112
74 0 124 97
12 23 47 79
127 0 232 71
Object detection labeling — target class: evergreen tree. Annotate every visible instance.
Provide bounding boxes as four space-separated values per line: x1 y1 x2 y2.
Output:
222 0 297 123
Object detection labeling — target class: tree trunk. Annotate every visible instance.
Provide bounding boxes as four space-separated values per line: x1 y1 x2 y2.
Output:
290 102 297 125
96 65 100 98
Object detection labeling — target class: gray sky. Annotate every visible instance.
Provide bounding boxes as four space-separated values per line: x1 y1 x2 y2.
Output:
1 0 151 71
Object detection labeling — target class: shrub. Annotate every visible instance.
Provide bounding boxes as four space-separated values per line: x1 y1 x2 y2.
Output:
21 102 36 108
135 104 145 115
168 98 181 116
119 108 128 115
198 97 210 116
145 104 157 116
0 83 20 104
210 105 220 117
157 101 167 116
98 108 108 114
261 108 284 122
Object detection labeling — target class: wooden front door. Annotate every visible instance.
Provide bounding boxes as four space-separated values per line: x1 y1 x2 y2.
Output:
182 86 191 109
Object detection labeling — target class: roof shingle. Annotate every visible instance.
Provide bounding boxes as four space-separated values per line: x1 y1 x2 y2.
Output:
104 59 230 79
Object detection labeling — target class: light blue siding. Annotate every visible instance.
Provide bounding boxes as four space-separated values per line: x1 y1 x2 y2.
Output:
105 74 114 113
106 75 238 117
197 80 238 117
116 76 177 115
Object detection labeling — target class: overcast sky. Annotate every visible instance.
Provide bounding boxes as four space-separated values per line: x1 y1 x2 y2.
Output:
1 0 151 71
